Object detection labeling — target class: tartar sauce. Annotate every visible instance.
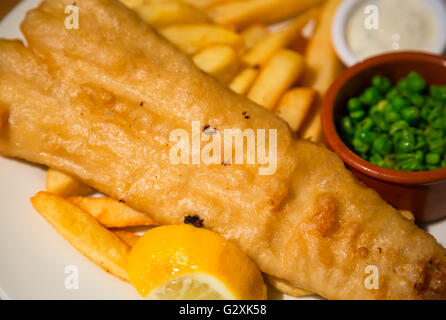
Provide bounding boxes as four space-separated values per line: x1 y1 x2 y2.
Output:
346 0 438 61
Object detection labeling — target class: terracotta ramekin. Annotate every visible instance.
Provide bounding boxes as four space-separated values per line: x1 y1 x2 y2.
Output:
321 52 446 222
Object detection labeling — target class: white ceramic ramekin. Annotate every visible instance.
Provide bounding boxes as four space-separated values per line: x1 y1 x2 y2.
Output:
331 0 446 66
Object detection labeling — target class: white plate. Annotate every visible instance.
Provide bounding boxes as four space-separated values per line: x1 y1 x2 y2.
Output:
0 0 445 300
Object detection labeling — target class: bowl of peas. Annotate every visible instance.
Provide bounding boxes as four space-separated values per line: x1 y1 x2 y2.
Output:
321 52 446 222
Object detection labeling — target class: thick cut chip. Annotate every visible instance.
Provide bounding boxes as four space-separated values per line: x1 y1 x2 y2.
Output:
68 196 158 228
275 88 317 132
247 50 305 110
31 192 130 281
193 45 239 83
159 24 244 54
46 169 93 197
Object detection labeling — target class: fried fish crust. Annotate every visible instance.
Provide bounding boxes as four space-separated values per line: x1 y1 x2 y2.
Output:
0 0 444 299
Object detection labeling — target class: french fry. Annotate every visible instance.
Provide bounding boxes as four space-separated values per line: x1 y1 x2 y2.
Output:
208 0 324 29
31 192 130 281
290 18 318 54
159 24 244 55
275 88 317 132
119 0 143 9
112 230 141 247
300 112 324 142
302 0 344 95
68 196 158 228
180 0 231 9
266 275 314 297
289 33 310 56
193 45 239 83
299 0 344 142
242 8 319 67
247 49 305 110
240 24 269 50
135 1 210 28
46 169 93 197
229 67 259 95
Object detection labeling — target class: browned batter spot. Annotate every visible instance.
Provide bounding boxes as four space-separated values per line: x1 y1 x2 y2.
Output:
184 214 204 228
358 247 369 258
80 83 116 105
311 194 337 237
415 257 446 299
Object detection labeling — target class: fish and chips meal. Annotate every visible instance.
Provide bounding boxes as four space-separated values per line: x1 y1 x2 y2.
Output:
1 0 446 300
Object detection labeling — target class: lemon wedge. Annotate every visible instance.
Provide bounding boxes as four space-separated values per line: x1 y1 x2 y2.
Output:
127 224 267 300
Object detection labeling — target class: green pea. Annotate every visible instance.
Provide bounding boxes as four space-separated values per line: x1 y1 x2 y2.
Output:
428 106 443 123
358 117 374 131
426 128 444 142
386 89 399 100
385 111 401 123
421 106 430 121
372 75 392 93
353 138 370 154
401 107 419 124
384 154 396 169
407 72 426 92
396 79 408 92
369 105 380 116
430 85 446 102
392 131 403 145
408 93 424 106
383 102 396 114
350 110 366 121
409 161 423 171
426 153 440 165
397 140 415 153
429 139 444 154
392 129 412 143
376 100 388 111
356 129 377 144
370 154 385 167
425 97 440 109
399 159 420 172
376 116 390 132
401 129 415 141
431 118 445 130
396 153 414 162
415 150 424 163
389 120 409 135
340 117 354 136
390 96 407 111
372 135 392 156
360 87 381 106
370 112 382 126
414 134 427 150
429 98 444 110
348 98 363 112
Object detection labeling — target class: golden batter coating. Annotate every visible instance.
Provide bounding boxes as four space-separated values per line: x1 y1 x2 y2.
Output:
0 0 444 299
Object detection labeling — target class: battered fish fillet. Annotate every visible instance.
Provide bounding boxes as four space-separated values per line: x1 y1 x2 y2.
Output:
0 0 445 299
